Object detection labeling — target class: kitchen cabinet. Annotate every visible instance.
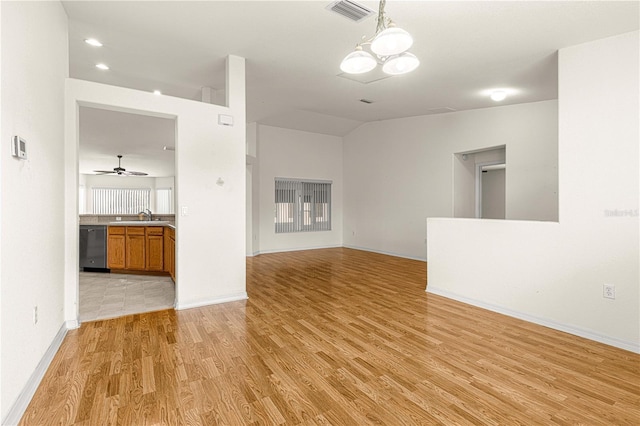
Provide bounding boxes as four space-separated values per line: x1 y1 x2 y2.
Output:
126 227 146 270
146 227 164 271
107 225 169 274
168 227 175 280
107 226 126 269
163 227 173 279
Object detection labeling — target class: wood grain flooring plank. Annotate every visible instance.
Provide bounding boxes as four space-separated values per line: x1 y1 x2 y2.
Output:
17 248 640 425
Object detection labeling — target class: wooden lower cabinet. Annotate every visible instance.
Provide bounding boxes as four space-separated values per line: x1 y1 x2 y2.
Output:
146 227 164 271
107 226 126 269
126 227 146 270
107 225 172 274
169 228 175 281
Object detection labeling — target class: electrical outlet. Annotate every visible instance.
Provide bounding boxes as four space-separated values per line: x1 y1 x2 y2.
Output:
603 284 615 299
33 306 38 324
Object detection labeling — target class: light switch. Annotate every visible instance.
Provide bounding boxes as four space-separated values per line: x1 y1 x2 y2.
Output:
181 206 188 217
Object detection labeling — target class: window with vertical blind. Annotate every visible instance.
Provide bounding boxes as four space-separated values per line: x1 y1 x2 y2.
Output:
156 188 173 214
79 185 86 214
275 178 331 233
92 188 150 214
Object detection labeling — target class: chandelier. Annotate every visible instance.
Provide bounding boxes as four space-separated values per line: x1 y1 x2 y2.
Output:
340 0 419 75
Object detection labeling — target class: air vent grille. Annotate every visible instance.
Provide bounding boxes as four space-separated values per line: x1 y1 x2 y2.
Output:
326 0 375 22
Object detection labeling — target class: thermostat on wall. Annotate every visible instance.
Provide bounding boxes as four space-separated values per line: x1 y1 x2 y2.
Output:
12 136 27 159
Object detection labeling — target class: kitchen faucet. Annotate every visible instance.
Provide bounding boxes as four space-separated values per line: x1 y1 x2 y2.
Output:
139 209 152 221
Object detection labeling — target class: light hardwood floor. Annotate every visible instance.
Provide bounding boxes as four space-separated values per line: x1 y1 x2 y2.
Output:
20 248 640 425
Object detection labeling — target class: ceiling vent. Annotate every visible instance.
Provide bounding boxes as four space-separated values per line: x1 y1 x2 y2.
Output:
326 0 375 22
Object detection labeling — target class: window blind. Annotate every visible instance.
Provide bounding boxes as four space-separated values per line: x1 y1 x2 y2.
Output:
275 178 331 233
92 188 151 215
156 188 173 214
79 185 86 214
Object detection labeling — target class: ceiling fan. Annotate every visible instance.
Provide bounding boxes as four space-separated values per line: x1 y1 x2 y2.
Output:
94 155 148 176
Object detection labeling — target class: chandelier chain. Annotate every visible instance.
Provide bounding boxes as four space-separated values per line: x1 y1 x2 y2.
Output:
375 0 390 34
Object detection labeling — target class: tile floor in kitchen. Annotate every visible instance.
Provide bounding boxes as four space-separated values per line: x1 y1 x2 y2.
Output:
79 271 175 322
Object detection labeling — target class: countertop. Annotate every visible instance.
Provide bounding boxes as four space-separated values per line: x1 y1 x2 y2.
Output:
79 215 175 229
108 221 175 229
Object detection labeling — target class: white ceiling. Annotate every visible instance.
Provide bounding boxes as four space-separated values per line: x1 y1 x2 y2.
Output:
64 0 639 177
79 106 176 176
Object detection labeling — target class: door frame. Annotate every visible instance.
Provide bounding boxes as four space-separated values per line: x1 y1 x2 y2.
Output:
475 161 506 218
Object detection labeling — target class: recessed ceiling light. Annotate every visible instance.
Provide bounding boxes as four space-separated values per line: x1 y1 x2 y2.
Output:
490 90 507 101
153 90 162 96
84 38 103 47
95 63 109 70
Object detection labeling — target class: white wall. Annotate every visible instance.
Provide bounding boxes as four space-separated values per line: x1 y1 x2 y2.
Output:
64 55 246 318
427 31 639 353
256 125 343 254
1 1 68 420
343 100 558 260
246 122 258 256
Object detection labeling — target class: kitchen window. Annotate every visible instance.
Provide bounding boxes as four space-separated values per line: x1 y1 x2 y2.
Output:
156 188 173 214
92 187 150 214
275 178 331 233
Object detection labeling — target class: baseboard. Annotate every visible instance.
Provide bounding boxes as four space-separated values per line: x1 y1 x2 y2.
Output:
65 319 79 329
175 292 248 311
252 244 342 256
427 286 640 354
342 244 427 262
2 323 69 426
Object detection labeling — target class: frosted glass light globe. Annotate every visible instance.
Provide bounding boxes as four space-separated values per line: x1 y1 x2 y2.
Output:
382 52 420 75
371 27 413 56
340 49 377 74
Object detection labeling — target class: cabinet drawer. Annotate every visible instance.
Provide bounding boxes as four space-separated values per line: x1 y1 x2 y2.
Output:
147 227 164 236
126 226 146 235
108 226 125 235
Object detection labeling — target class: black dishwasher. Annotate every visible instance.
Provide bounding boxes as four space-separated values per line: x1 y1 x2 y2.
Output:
79 225 108 271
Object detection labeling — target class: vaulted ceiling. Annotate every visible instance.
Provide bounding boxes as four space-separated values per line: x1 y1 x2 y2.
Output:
64 1 639 176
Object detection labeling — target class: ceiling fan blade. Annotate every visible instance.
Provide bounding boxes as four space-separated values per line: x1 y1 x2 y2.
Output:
120 170 148 176
94 156 149 176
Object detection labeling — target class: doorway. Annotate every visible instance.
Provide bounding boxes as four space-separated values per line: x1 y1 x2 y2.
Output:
453 146 506 219
78 106 177 322
477 162 506 219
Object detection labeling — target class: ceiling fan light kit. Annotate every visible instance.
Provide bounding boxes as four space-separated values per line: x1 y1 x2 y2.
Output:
94 154 148 176
340 0 418 76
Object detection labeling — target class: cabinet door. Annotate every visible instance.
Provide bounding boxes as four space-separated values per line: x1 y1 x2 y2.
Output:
163 229 171 273
126 228 146 270
147 234 164 271
107 234 125 269
169 234 175 281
